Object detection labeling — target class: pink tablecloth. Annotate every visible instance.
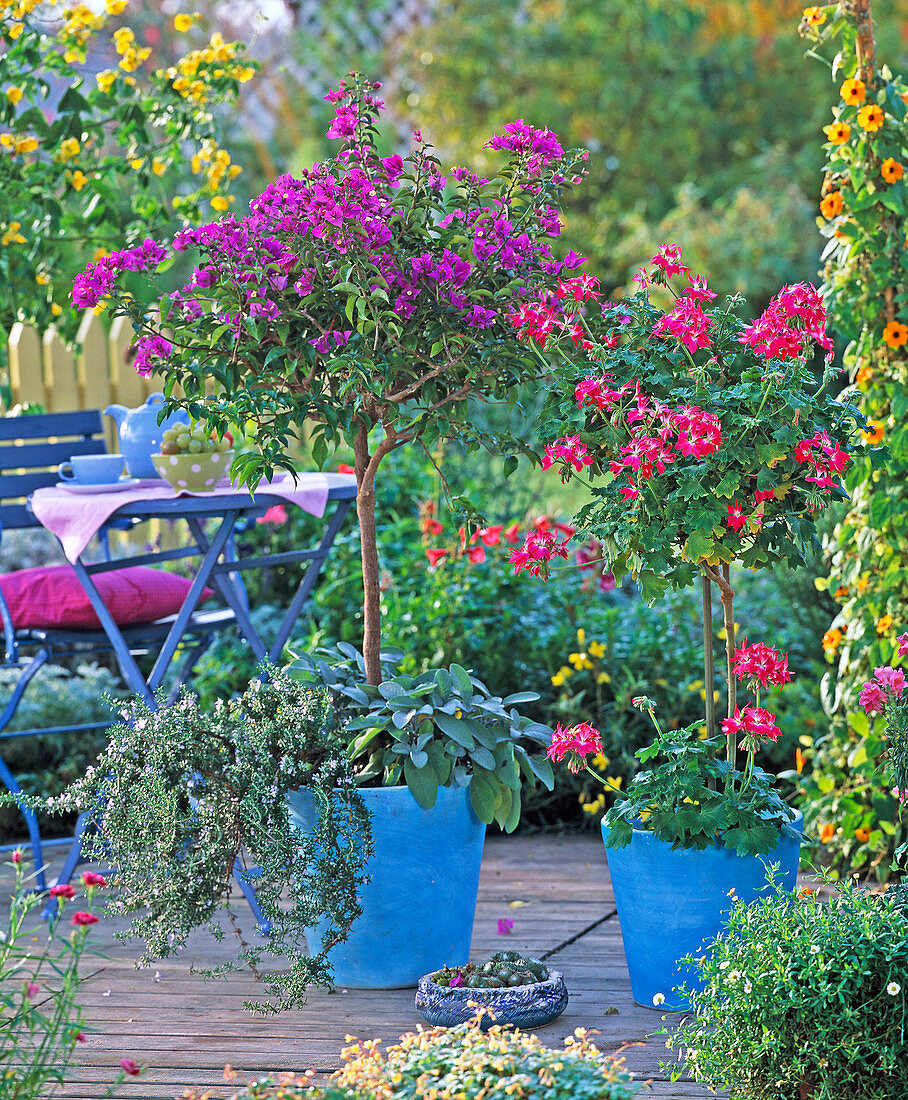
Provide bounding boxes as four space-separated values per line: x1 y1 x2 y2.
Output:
31 472 339 563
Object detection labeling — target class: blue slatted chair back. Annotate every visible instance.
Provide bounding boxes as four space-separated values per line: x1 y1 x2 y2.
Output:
0 411 107 531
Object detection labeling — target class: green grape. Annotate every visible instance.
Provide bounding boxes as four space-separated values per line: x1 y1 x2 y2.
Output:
187 439 203 454
176 433 192 452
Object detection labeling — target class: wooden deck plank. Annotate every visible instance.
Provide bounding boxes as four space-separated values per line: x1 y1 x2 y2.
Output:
4 835 724 1099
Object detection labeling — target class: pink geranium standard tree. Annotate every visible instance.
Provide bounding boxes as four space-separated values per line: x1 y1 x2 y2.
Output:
509 246 861 852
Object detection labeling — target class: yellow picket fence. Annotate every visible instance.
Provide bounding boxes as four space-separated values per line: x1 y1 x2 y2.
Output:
6 312 165 450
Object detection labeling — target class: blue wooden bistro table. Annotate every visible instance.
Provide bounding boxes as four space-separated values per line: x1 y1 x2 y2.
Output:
23 471 357 907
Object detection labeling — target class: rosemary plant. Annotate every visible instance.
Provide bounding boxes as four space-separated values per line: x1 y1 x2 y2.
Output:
45 671 372 1013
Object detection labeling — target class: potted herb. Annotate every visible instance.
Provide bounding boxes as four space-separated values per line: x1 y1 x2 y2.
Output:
46 670 371 1012
509 246 859 1008
289 643 553 987
71 74 574 987
664 878 908 1099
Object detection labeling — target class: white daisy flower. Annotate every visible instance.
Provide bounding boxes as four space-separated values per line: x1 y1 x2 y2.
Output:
888 982 901 996
652 992 665 1006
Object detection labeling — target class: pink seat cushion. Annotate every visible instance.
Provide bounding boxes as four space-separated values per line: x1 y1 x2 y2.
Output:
0 564 214 630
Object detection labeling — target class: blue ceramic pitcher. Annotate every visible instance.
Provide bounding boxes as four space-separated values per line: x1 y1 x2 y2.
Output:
104 394 189 479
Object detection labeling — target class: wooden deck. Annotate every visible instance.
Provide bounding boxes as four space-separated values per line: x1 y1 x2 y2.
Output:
12 835 723 1099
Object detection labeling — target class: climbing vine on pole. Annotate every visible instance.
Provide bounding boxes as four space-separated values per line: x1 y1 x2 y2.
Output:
799 0 908 880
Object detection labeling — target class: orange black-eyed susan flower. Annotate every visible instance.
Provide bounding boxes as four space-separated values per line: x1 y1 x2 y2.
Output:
823 120 851 144
856 365 873 384
819 822 835 843
840 78 866 104
820 191 844 218
877 613 894 635
804 6 826 25
882 157 905 183
883 320 908 348
855 826 871 842
822 627 843 652
833 585 848 599
861 419 885 445
857 104 885 131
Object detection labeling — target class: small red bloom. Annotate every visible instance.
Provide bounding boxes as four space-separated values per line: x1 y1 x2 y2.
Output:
726 500 747 533
120 1059 141 1077
425 548 449 567
466 545 486 564
478 525 503 546
337 463 354 474
11 850 22 865
70 912 99 926
81 872 107 887
49 883 76 899
25 982 39 998
256 503 288 526
732 642 792 688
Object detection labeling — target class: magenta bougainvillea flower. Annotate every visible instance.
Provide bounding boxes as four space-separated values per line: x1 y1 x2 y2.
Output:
497 918 515 935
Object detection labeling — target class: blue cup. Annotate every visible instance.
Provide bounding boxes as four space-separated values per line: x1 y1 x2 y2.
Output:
58 454 125 484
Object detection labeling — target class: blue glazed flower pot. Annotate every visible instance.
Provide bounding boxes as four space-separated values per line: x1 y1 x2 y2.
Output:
602 811 802 1011
288 784 486 989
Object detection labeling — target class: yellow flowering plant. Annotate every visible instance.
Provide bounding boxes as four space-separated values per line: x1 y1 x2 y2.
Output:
0 0 256 348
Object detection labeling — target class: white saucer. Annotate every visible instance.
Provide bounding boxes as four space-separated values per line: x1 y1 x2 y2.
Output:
55 478 140 495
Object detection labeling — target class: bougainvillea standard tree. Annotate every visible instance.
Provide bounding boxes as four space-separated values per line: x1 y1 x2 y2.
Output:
72 74 587 684
507 245 859 781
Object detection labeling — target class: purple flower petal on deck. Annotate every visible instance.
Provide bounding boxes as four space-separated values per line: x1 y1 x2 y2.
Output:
497 918 514 935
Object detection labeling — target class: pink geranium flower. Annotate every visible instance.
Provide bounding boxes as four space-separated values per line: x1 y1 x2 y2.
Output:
546 721 603 773
732 642 792 688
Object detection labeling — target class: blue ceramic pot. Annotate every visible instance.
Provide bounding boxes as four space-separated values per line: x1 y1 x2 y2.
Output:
288 784 486 989
602 811 803 1011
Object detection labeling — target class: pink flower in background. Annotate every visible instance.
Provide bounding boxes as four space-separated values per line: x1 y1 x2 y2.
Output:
497 918 515 935
448 973 465 987
120 1059 141 1077
81 871 107 887
425 548 449 567
256 504 288 526
508 529 571 580
11 850 21 864
858 680 887 715
70 912 98 927
875 666 907 697
49 883 76 899
25 982 39 998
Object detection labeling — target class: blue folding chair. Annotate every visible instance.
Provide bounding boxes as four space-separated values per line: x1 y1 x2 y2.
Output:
0 410 235 891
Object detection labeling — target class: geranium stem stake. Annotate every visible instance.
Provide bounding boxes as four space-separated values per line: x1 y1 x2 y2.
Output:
702 572 716 742
720 562 737 778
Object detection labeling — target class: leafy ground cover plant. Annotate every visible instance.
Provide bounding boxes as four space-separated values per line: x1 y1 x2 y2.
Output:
40 671 371 1013
71 71 589 686
290 643 553 831
1 853 143 1096
0 0 255 346
664 876 908 1099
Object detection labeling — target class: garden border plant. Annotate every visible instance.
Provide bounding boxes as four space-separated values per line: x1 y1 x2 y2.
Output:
799 0 908 881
